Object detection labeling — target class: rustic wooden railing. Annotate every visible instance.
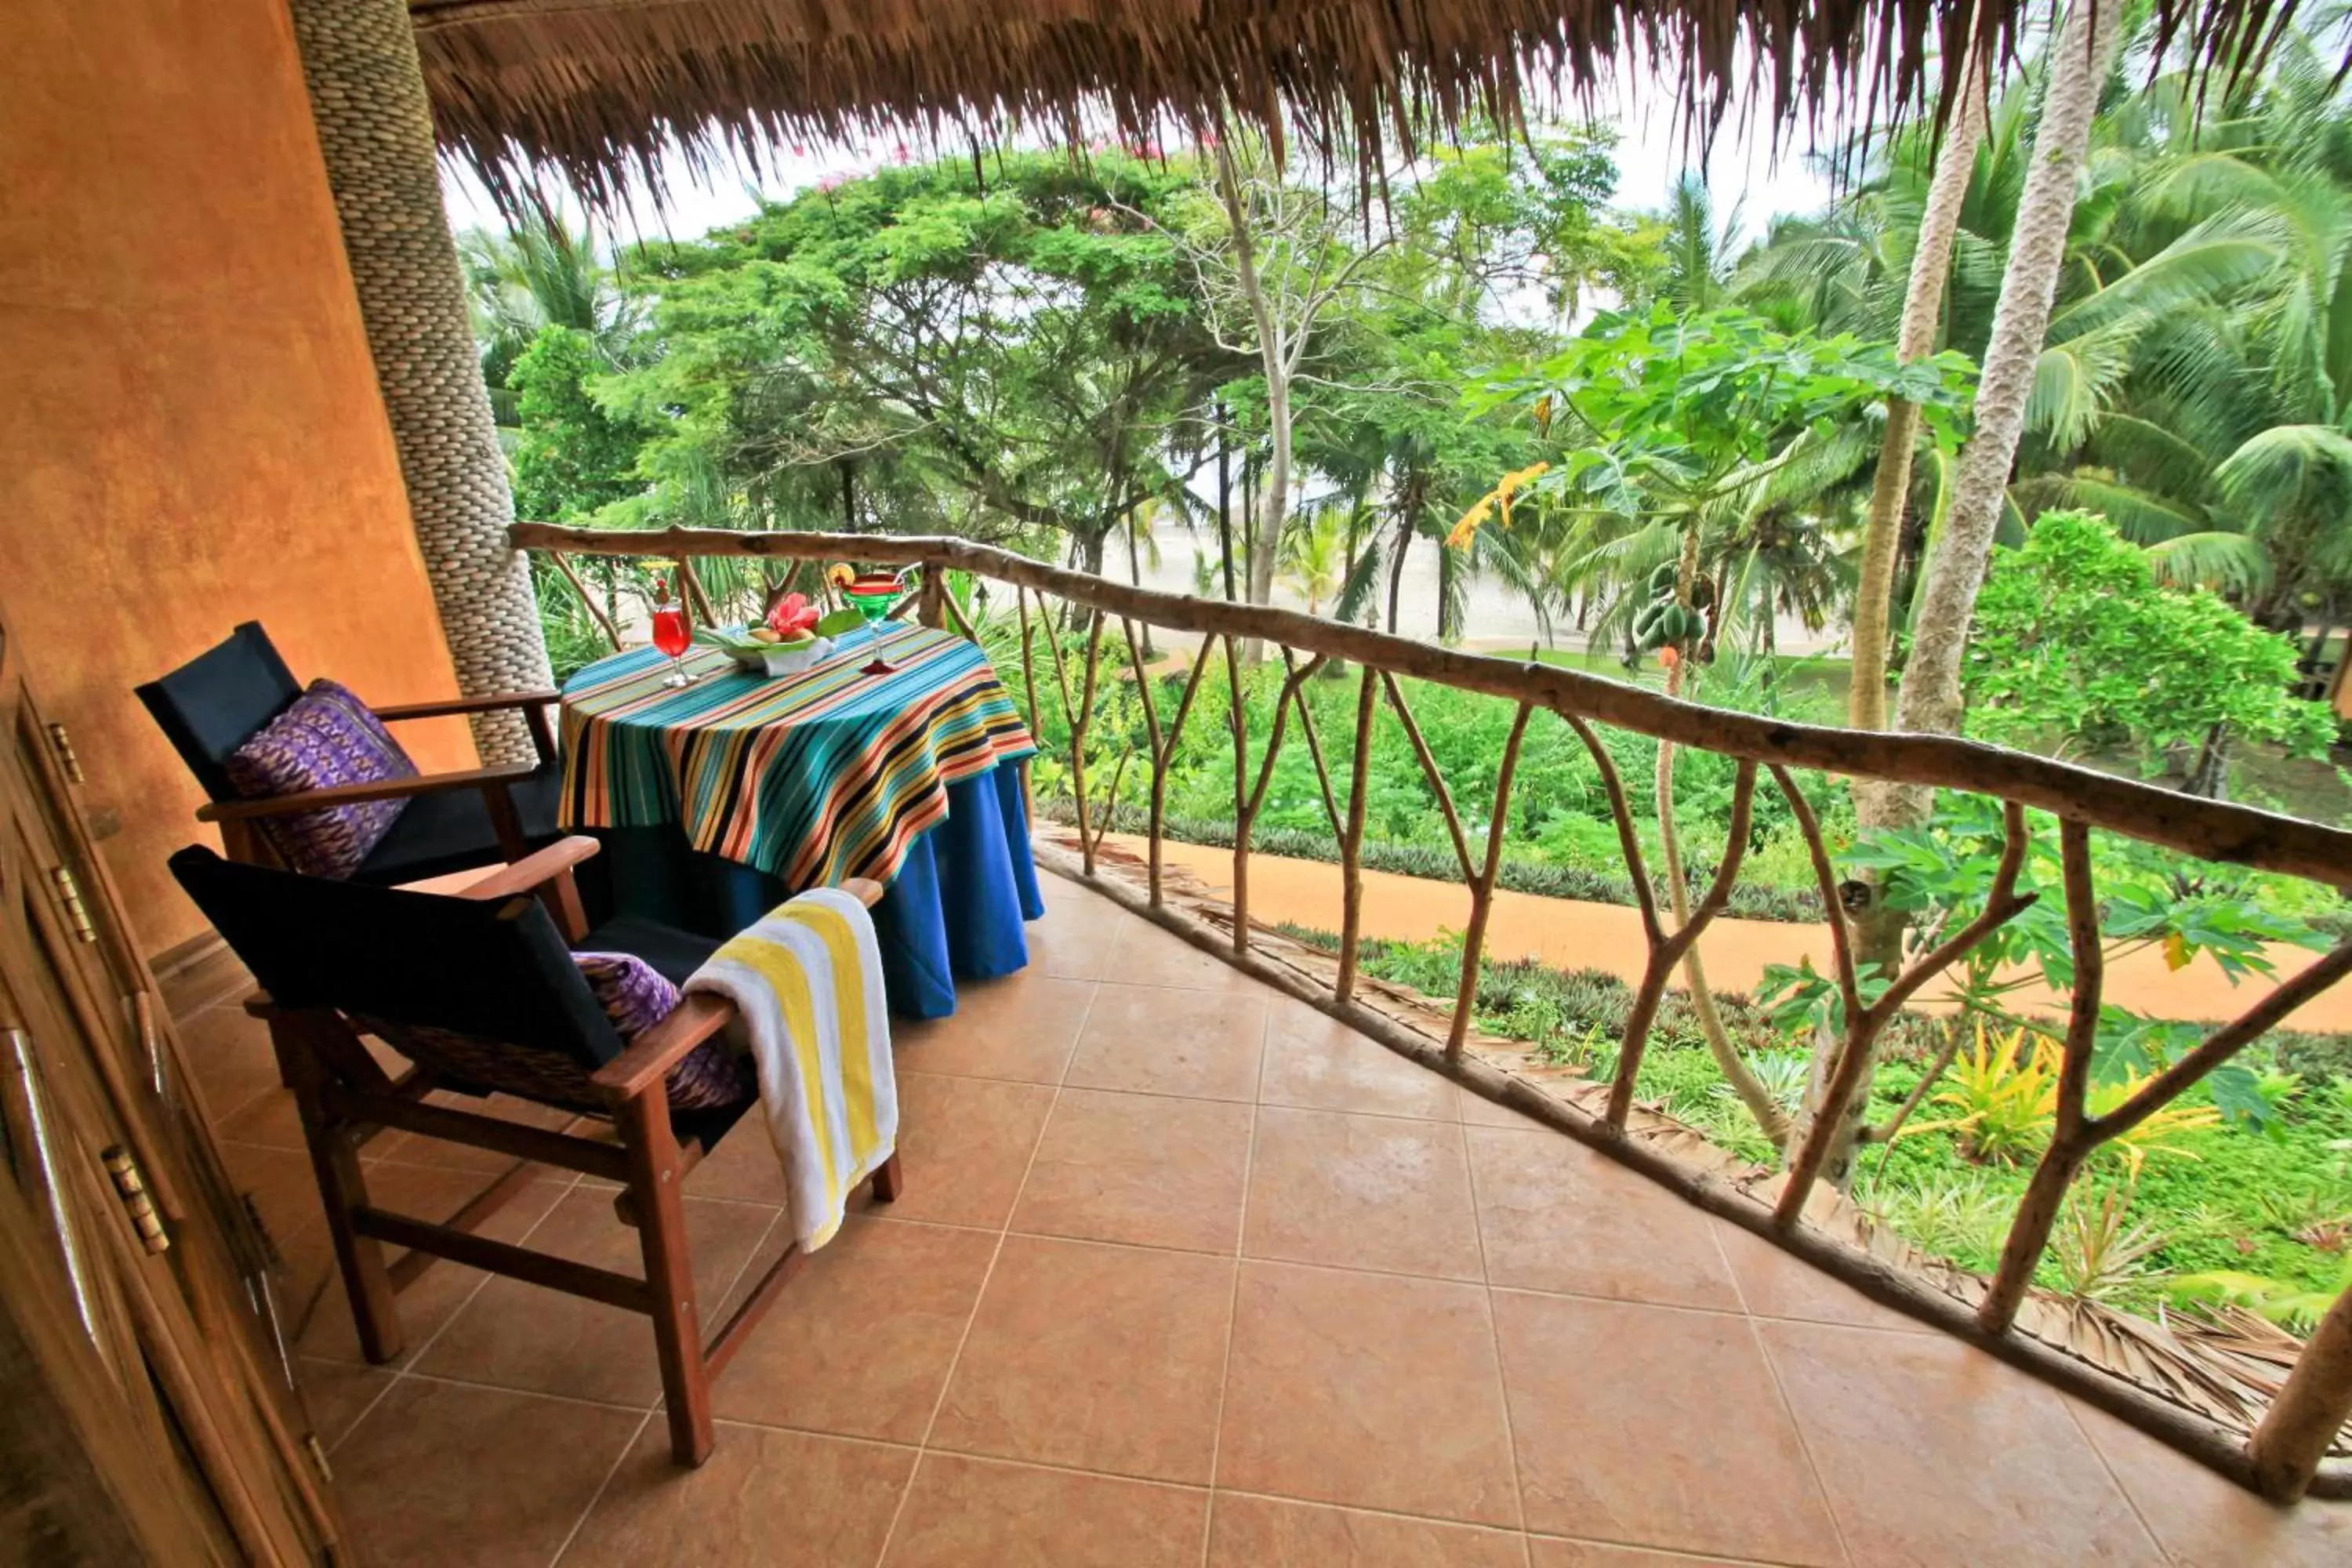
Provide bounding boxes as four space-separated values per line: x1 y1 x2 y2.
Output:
516 520 2352 1503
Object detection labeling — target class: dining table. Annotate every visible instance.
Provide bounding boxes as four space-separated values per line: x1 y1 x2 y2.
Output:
555 621 1044 1018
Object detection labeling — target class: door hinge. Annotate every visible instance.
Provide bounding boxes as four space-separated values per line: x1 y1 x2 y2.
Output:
46 722 84 784
100 1144 169 1254
48 865 96 943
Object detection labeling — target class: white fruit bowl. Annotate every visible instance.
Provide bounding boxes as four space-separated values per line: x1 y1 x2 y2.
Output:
698 626 835 677
754 637 833 676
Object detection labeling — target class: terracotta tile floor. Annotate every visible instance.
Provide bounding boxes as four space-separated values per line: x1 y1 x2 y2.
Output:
178 871 2352 1567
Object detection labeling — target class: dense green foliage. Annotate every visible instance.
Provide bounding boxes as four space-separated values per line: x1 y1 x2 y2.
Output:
1962 510 2336 768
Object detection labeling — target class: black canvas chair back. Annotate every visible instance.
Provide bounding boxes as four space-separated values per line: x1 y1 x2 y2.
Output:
170 845 624 1105
136 622 301 803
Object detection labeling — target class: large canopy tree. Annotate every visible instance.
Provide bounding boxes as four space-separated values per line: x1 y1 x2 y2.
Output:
612 152 1228 571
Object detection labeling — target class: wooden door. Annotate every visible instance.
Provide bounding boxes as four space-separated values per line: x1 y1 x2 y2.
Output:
0 618 350 1566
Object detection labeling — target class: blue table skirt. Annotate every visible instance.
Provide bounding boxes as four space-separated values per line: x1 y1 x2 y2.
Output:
586 764 1044 1019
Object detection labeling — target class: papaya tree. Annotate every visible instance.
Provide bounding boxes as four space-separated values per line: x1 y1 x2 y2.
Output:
1457 305 1971 1146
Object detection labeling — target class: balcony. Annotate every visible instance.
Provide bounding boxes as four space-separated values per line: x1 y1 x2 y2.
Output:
176 862 2352 1567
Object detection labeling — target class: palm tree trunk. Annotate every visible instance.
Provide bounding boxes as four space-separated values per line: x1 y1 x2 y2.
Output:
1436 542 1457 641
1830 1 2118 1180
1893 0 2121 753
1849 34 1990 978
1386 494 1417 633
1126 513 1155 659
289 0 552 763
1850 35 1988 733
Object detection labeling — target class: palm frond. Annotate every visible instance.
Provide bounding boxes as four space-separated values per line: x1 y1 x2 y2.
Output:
2047 212 2288 342
2216 423 2352 519
2144 531 2276 593
2027 321 2145 450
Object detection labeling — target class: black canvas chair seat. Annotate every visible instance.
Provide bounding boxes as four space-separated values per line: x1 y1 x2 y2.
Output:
167 836 899 1468
351 757 565 886
576 912 724 986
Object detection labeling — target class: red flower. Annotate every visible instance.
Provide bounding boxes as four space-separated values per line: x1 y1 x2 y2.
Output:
764 593 820 637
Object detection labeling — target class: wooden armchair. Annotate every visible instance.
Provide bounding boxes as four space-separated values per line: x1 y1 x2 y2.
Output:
169 837 898 1468
138 621 565 881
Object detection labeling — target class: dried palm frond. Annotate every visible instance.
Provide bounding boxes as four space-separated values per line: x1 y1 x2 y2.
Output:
410 0 2323 216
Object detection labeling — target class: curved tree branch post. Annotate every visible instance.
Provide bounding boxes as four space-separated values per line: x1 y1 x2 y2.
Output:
1279 650 1347 840
1230 649 1329 954
1979 820 2103 1332
1221 637 1250 953
1770 762 1865 1160
1334 666 1380 1004
1013 586 1047 827
1604 755 1766 1128
1378 672 1475 885
675 557 720 628
1042 605 1104 874
916 559 947 629
1123 618 1210 906
1777 801 2036 1226
2251 1277 2352 1502
1650 644 1786 1139
547 551 625 652
1560 713 1671 1119
1446 703 1535 1058
1085 749 1134 867
1014 586 1045 739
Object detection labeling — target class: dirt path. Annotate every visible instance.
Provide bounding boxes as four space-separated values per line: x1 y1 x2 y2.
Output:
1107 833 2352 1033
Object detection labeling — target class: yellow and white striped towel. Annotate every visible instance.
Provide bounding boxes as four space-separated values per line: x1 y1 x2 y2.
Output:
685 888 896 1250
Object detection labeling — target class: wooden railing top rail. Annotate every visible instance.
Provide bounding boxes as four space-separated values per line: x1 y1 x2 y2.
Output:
512 521 2352 890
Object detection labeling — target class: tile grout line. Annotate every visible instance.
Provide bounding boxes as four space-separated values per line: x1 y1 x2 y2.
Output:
313 1359 404 1458
546 1409 657 1568
541 1203 794 1568
868 960 1109 1567
908 1061 1465 1127
1713 1223 1857 1568
1196 988 1275 1566
1458 1110 1533 1554
328 1166 588 1454
2054 1387 2179 1564
1527 1528 1822 1567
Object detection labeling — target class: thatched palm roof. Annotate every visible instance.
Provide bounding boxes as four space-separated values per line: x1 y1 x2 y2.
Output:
409 0 2299 206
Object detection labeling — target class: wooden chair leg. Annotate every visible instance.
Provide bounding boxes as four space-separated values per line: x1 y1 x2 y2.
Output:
271 1014 402 1363
615 1087 713 1466
869 1152 903 1203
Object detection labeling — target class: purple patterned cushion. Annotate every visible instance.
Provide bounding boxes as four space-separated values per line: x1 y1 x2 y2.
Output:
223 679 416 879
359 953 753 1116
574 952 754 1112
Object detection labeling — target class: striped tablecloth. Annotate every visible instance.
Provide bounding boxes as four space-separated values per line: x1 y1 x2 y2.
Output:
558 623 1036 890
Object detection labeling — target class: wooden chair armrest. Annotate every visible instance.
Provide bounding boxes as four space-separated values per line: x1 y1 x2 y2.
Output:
195 762 540 822
455 835 602 902
592 993 735 1104
586 878 884 1105
368 690 561 722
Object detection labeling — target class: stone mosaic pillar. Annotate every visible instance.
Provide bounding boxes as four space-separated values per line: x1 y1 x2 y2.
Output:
287 0 551 764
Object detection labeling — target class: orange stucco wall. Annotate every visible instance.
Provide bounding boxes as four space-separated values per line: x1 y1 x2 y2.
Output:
0 0 475 955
